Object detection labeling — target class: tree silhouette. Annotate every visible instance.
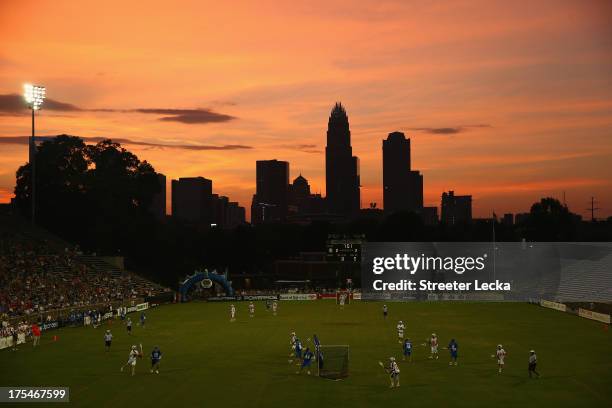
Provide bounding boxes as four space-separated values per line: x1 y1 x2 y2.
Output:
14 135 161 252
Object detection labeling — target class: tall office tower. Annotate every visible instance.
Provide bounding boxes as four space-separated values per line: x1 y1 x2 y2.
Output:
325 102 360 216
251 159 289 224
441 190 472 225
382 131 423 214
171 176 213 225
149 172 167 220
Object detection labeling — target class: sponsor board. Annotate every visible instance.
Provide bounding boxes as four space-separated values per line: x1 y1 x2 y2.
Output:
540 299 567 312
136 302 149 311
279 293 317 301
40 321 59 331
352 293 362 300
242 295 279 301
208 296 240 302
578 308 610 324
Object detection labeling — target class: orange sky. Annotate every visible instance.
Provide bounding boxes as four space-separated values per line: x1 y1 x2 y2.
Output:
1 0 611 220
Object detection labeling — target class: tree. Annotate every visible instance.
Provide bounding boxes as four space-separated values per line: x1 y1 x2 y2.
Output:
14 135 161 252
520 197 580 241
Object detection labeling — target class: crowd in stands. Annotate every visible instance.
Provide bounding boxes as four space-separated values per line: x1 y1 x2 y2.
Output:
0 231 168 320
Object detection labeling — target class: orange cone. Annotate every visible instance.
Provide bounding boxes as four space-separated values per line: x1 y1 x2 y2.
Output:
53 335 58 342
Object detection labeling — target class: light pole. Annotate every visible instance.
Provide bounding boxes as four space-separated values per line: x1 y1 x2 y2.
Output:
24 84 46 225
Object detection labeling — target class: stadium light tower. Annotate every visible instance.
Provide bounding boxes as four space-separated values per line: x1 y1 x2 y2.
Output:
24 83 46 225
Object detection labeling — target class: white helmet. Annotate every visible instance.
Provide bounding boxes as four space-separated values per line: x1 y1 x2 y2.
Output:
432 333 436 337
497 344 502 349
389 356 395 361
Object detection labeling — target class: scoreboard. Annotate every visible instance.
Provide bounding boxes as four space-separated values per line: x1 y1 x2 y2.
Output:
326 234 365 263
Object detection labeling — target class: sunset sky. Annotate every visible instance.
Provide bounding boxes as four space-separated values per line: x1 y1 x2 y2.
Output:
1 0 611 220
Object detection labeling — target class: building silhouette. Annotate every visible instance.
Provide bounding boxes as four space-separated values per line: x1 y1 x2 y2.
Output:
171 177 213 225
441 190 472 225
149 173 166 220
251 160 289 224
212 194 246 228
288 174 327 217
382 131 423 214
325 103 360 216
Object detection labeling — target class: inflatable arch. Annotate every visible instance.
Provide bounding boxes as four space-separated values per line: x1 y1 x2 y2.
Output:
179 270 234 301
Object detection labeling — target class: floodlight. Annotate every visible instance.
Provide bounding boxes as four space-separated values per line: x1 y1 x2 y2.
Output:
24 83 46 110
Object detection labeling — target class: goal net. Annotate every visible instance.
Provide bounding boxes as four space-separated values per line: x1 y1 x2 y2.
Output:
318 345 349 379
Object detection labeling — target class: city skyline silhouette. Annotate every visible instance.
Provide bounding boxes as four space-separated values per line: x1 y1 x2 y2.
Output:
1 1 611 220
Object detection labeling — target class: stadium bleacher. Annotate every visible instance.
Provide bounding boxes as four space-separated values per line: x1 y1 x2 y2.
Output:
0 210 169 320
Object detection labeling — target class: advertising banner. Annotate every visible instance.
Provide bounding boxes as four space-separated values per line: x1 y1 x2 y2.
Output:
578 308 611 324
362 242 612 302
135 302 149 311
40 321 59 331
208 296 240 302
242 295 279 301
540 299 567 312
279 293 317 301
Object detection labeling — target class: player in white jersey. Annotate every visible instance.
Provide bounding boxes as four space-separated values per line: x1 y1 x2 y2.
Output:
230 304 236 321
120 345 141 376
272 301 278 316
104 330 113 352
339 293 346 309
495 344 507 374
396 321 405 343
387 357 400 388
249 302 255 317
289 331 297 357
429 333 439 359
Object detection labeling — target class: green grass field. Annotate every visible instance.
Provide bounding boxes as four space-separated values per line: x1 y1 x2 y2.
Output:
1 301 610 408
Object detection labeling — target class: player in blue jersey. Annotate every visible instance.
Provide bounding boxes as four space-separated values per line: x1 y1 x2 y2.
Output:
140 311 146 328
150 346 162 374
448 339 458 366
294 338 303 359
313 334 321 357
297 347 314 375
289 337 303 364
402 338 412 362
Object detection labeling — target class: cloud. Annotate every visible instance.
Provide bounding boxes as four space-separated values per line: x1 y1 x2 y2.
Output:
409 124 492 134
0 135 251 151
278 144 321 154
0 94 81 114
134 108 235 124
0 94 235 124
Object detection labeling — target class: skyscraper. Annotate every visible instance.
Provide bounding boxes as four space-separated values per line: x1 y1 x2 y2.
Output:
171 177 213 225
382 131 423 214
441 190 472 225
325 102 360 216
149 172 166 220
251 159 289 223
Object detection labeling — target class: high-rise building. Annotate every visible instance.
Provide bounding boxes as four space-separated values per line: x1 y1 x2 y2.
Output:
227 201 246 228
382 131 423 213
325 103 360 216
441 191 472 225
149 173 166 220
251 159 289 224
171 177 213 225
